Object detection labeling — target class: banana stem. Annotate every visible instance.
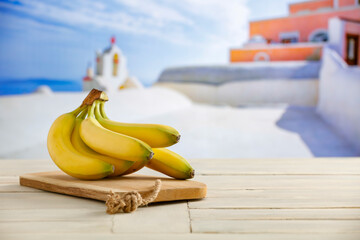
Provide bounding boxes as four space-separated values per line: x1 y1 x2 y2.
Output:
99 101 109 119
78 107 88 119
81 89 109 106
70 105 87 116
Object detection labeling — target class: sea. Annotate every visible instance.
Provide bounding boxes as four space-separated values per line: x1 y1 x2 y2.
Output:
0 79 83 96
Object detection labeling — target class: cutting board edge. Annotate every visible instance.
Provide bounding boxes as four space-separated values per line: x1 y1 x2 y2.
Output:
19 172 207 203
20 175 110 201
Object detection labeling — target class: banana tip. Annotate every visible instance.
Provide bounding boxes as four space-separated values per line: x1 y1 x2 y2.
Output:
176 134 181 143
189 169 195 179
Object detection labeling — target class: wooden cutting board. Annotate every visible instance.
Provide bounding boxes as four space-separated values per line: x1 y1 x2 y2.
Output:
19 171 207 202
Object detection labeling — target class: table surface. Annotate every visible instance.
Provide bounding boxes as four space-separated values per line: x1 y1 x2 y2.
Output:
1 158 360 240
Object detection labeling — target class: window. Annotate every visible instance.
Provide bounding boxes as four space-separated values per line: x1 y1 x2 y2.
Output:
279 31 299 44
96 56 101 75
113 53 119 76
281 38 298 43
310 32 328 42
248 35 267 44
348 39 355 60
309 30 328 42
346 34 359 65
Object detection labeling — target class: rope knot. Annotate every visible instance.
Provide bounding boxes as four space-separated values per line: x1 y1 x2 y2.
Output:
105 179 161 214
122 191 142 213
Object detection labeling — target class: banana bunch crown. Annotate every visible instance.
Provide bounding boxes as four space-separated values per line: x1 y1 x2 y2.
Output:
47 89 194 180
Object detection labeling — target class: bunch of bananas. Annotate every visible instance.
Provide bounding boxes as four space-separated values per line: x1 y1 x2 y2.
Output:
47 89 194 180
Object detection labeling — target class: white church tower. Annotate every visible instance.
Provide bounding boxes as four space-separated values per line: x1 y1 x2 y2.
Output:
83 36 141 92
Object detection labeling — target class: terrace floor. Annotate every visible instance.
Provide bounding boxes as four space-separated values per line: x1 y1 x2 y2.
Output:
2 157 360 238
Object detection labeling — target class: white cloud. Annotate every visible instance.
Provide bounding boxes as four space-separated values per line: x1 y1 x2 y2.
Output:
165 0 250 62
116 0 193 26
1 0 249 62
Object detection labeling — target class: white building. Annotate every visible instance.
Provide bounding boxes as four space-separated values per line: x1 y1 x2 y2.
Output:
83 37 142 92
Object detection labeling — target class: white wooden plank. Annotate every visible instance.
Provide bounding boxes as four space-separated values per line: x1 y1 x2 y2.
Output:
0 176 18 184
191 158 360 175
200 189 360 209
113 202 190 233
190 209 360 220
1 233 360 240
0 221 112 234
192 219 360 234
206 189 360 198
0 176 40 192
0 193 105 210
0 209 112 222
0 183 41 192
189 197 360 209
196 175 360 190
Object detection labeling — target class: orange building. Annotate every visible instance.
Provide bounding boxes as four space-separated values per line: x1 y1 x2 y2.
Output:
230 0 360 65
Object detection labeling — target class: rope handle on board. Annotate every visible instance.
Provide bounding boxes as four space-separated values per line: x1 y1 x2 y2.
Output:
105 179 162 214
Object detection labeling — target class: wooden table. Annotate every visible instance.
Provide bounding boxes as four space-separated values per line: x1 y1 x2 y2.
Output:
1 158 360 239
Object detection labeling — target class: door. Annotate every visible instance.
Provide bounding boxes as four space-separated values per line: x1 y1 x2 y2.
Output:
346 34 359 66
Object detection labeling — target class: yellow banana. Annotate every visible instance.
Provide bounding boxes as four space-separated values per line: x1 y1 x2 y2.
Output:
47 105 114 180
71 108 134 177
147 148 194 180
80 101 154 162
96 101 180 148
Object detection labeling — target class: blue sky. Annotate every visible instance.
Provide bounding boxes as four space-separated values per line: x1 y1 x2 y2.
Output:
0 0 305 85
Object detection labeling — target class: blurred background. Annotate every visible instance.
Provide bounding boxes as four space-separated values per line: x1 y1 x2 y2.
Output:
0 0 306 92
0 0 359 160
